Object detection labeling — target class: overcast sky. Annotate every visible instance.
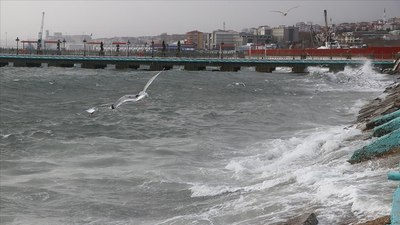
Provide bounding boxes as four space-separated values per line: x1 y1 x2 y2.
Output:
1 0 399 42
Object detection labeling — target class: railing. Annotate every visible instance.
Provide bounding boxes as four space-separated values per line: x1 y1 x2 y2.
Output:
1 46 399 60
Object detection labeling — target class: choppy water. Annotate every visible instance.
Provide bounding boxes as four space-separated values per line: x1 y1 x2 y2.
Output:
0 62 398 225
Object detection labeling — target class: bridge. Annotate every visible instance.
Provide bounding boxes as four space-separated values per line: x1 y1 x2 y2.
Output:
0 54 395 73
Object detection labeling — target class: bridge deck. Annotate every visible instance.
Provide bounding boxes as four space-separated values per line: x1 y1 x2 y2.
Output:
0 54 394 72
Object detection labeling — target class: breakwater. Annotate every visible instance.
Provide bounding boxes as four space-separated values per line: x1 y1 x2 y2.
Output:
0 54 395 72
350 82 400 225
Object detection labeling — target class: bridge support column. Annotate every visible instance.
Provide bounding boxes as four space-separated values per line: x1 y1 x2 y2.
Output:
0 62 9 67
115 63 128 70
14 62 42 67
149 64 171 71
81 63 107 69
48 62 74 68
256 66 275 73
220 65 240 72
184 64 206 71
128 64 140 70
292 66 306 73
329 65 345 73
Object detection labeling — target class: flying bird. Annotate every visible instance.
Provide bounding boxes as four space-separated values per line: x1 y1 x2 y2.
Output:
111 69 164 109
271 6 300 16
85 107 97 115
228 82 246 87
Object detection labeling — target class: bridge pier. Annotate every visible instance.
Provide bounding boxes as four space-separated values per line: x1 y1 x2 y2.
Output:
149 64 172 71
292 66 307 73
184 64 206 71
128 64 140 70
14 62 42 67
81 63 107 69
256 65 275 73
329 65 345 73
220 65 240 72
48 62 74 68
0 62 9 67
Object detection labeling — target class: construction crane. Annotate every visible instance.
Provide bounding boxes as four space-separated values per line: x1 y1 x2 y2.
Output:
324 9 330 44
37 11 45 52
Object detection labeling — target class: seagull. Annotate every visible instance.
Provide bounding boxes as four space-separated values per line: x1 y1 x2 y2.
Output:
230 82 246 87
86 107 97 115
271 6 300 16
111 69 164 109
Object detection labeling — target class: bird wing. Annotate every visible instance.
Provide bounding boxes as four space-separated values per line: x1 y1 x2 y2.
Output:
113 95 138 108
271 10 285 15
86 107 97 114
287 5 300 12
142 69 164 93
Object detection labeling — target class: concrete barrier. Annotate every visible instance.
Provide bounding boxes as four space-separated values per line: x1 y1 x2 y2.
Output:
388 171 400 225
367 109 400 129
373 117 400 137
348 128 400 164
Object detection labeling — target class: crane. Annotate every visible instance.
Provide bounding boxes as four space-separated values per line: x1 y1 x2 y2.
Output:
37 11 45 52
324 9 330 44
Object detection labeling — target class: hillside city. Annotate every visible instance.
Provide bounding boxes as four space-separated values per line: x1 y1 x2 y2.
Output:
12 16 400 54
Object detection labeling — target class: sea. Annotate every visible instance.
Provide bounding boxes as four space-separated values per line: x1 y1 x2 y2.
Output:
0 61 398 225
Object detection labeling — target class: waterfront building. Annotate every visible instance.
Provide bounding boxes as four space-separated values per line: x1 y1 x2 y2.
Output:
272 26 299 44
207 29 241 50
186 30 205 50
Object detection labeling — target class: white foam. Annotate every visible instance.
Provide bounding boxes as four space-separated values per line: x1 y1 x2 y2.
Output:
306 60 393 93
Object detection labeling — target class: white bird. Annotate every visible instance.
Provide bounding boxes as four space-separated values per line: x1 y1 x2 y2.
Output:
111 70 164 109
271 6 300 16
230 82 246 87
86 107 97 115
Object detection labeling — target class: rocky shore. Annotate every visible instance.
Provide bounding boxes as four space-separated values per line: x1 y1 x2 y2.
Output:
280 79 400 225
351 80 399 225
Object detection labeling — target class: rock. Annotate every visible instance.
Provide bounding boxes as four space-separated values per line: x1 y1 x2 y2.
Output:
281 213 319 225
357 83 400 126
356 215 390 225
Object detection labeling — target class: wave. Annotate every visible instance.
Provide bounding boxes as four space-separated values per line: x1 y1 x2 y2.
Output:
306 60 393 92
188 124 392 223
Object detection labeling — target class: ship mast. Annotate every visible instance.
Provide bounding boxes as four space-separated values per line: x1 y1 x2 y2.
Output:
38 12 45 52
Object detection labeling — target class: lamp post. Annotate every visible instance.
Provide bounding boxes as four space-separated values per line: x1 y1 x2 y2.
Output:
57 39 61 55
220 42 224 59
15 37 20 55
62 38 66 51
127 40 131 56
83 38 87 56
151 40 154 58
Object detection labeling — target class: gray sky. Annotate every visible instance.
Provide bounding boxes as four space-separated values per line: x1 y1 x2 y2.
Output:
1 0 399 42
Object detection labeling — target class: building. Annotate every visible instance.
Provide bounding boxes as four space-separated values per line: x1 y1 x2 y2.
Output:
272 26 299 44
284 26 300 43
240 33 272 46
186 30 205 50
257 26 272 36
207 30 241 50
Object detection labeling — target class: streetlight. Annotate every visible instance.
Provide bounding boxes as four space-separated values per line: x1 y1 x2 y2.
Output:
62 38 66 51
15 37 20 55
83 38 87 56
220 42 224 59
151 40 154 58
127 40 131 56
57 39 61 55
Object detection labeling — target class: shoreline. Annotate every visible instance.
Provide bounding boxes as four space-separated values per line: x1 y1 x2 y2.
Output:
280 78 399 225
352 80 400 225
